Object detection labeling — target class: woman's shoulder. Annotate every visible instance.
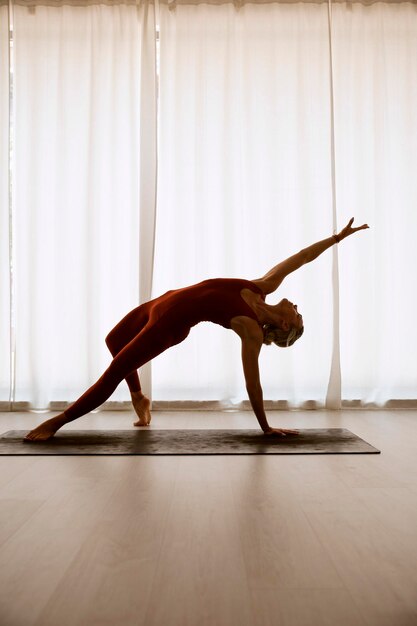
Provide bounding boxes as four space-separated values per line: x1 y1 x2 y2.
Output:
245 279 267 298
248 278 275 296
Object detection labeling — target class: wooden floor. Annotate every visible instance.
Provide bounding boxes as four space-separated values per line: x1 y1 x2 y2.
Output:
1 409 417 626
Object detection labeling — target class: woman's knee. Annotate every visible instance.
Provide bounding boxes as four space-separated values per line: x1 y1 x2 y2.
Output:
105 331 116 351
105 310 150 354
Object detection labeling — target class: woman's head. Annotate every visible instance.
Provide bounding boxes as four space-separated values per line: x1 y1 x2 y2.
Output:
263 323 304 347
262 298 304 347
260 297 304 347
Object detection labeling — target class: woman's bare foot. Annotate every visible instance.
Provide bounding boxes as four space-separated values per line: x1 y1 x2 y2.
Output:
24 414 67 442
131 392 152 427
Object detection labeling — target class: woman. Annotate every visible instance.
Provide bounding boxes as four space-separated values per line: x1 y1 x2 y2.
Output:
24 217 368 442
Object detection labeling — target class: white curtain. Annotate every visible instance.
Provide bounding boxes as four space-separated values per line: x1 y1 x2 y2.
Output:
0 0 157 410
152 0 417 407
153 0 336 406
1 0 416 411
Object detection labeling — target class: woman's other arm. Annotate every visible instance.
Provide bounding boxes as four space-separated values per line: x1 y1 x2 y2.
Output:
232 318 299 436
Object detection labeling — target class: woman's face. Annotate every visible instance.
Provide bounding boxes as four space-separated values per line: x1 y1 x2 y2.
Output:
279 298 304 330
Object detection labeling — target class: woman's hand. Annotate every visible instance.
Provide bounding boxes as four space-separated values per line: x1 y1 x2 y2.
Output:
336 217 369 241
263 427 299 437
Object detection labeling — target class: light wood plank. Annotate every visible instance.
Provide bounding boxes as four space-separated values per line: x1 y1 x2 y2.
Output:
306 506 417 626
0 456 36 489
227 456 345 589
0 458 125 625
142 457 254 626
248 588 366 626
0 498 45 547
34 457 180 626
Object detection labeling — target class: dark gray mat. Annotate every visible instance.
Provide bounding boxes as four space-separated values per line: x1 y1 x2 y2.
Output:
0 429 380 455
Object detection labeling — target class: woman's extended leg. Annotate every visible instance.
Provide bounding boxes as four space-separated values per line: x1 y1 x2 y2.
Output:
24 319 176 442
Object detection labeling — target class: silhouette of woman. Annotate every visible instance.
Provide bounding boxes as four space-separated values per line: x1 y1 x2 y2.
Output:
24 218 368 441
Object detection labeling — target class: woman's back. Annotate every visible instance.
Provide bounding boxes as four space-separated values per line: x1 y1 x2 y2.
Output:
149 278 265 330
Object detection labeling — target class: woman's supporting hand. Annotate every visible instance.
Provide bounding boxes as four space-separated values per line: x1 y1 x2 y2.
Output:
263 427 300 437
336 217 369 242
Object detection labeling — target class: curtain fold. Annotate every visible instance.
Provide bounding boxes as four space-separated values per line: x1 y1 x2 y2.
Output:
138 0 158 400
3 0 157 410
325 0 341 409
0 3 11 408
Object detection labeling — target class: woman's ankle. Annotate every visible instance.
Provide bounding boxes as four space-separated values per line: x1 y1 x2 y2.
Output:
50 412 69 427
131 391 145 401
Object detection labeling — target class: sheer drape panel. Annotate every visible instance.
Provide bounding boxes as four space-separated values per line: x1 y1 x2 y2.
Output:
2 0 416 411
153 1 334 405
0 3 11 406
10 0 156 409
138 0 158 399
331 1 417 405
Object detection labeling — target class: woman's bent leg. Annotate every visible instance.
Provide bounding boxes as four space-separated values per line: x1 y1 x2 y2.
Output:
105 304 151 393
105 307 153 424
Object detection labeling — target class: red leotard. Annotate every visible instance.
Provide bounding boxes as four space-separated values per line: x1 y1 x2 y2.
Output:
64 278 265 420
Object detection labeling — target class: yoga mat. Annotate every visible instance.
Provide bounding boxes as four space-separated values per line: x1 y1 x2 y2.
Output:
0 428 380 455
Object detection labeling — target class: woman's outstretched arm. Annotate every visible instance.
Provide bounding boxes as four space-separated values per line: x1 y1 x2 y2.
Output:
253 217 369 295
